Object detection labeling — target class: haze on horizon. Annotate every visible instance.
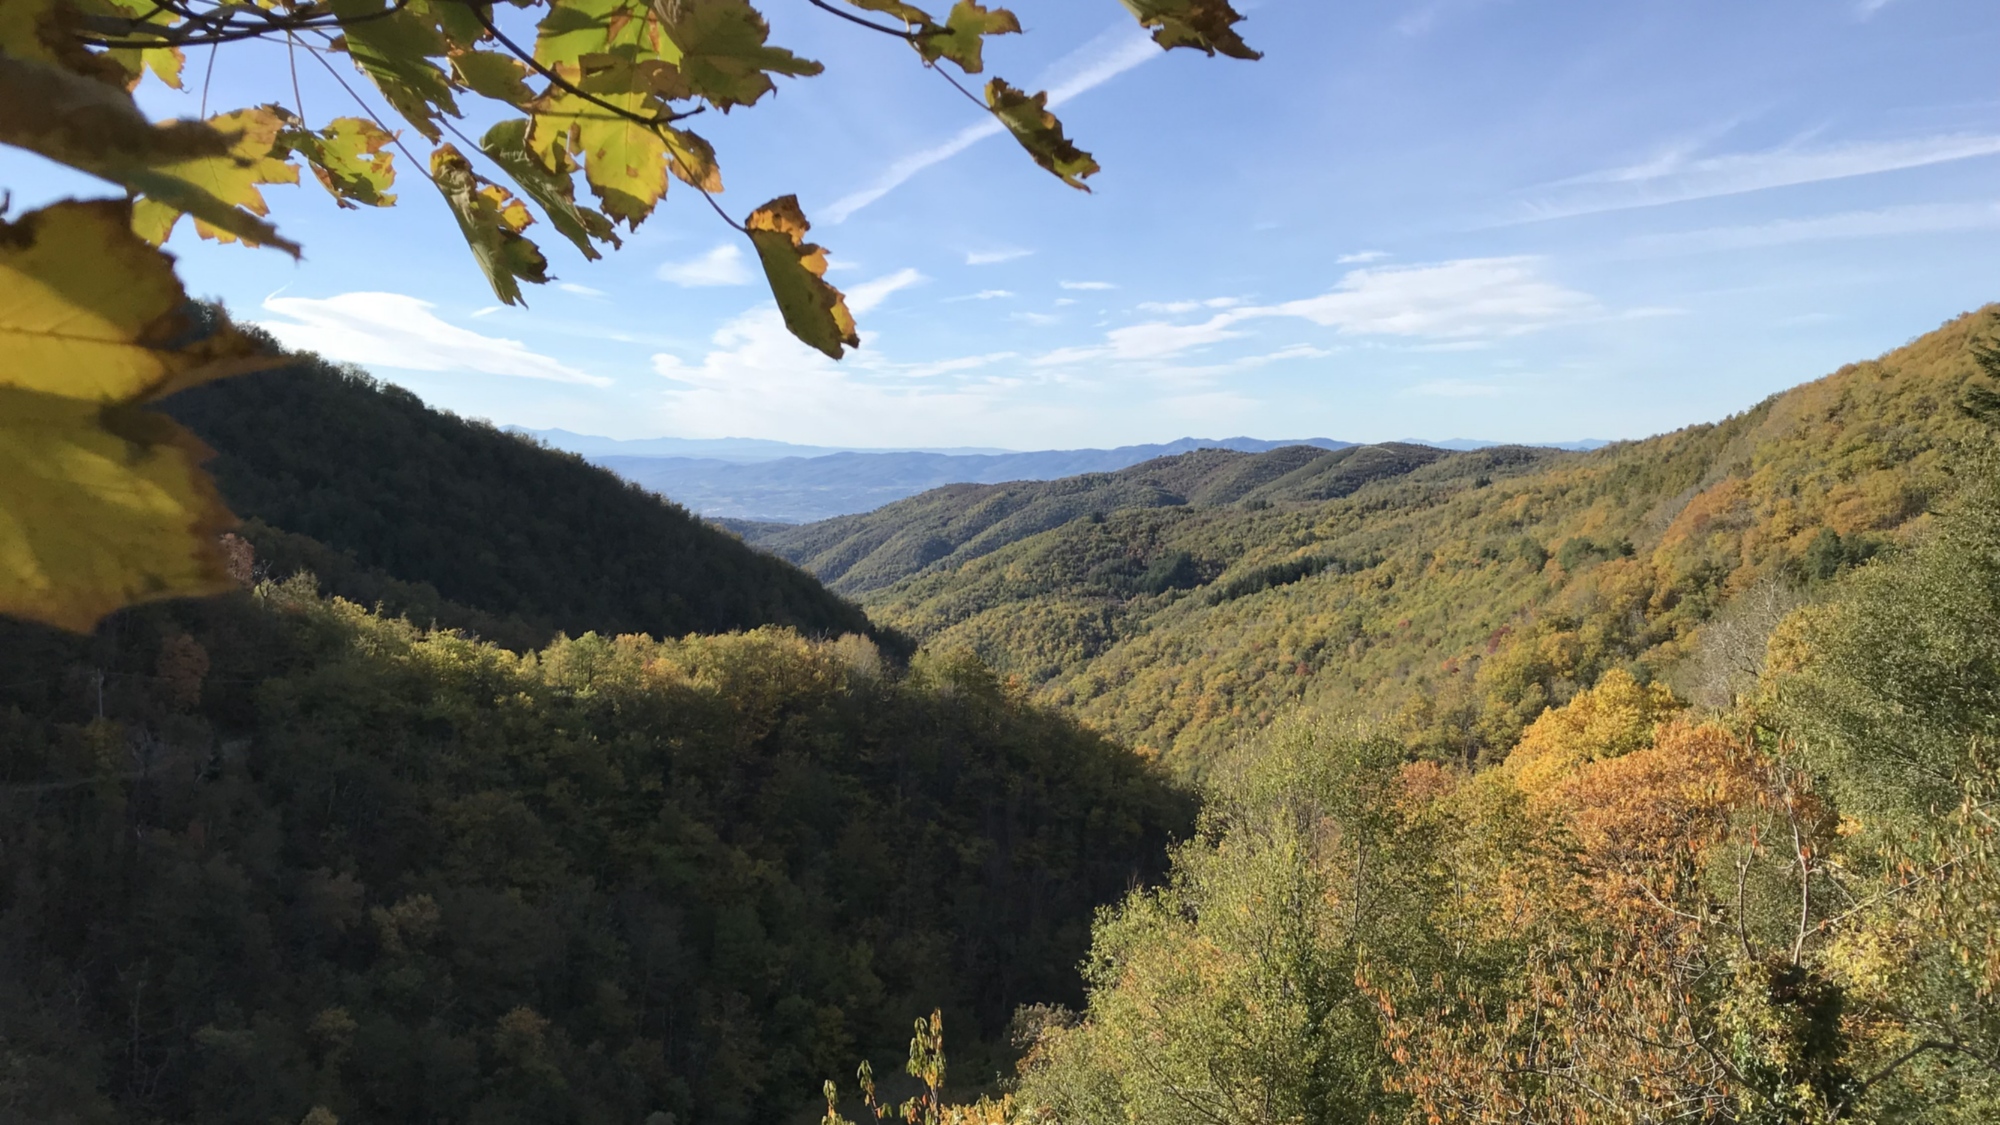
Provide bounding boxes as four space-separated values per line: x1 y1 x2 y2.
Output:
5 0 1994 449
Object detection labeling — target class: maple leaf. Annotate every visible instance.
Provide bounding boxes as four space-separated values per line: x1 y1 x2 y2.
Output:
657 0 824 111
1118 0 1261 60
285 116 399 209
0 199 270 631
451 49 536 105
0 56 299 254
331 0 461 141
745 195 857 360
916 1 1020 74
432 144 552 305
129 105 301 247
984 79 1099 190
481 118 620 259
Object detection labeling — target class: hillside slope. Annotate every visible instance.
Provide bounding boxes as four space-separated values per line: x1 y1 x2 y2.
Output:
164 340 880 648
853 309 1998 771
0 586 1190 1125
757 443 1461 596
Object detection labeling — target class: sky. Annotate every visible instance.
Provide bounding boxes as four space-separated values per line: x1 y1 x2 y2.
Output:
8 0 2000 449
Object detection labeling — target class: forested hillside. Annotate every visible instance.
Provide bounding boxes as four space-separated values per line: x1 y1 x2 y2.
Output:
753 442 1462 596
830 309 1995 772
165 335 881 650
0 585 1190 1125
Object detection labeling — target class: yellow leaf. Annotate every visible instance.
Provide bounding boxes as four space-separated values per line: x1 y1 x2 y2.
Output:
286 116 398 209
984 79 1099 190
0 388 236 632
131 106 302 248
0 199 271 403
0 56 300 254
656 0 823 111
431 145 551 305
745 195 857 360
452 49 535 104
0 199 268 632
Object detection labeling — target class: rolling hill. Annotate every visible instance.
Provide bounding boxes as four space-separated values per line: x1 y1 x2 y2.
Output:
778 308 1998 772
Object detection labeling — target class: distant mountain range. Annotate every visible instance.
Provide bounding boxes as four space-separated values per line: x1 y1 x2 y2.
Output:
510 428 1609 522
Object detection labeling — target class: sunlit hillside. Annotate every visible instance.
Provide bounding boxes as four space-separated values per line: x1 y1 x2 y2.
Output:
838 308 1995 772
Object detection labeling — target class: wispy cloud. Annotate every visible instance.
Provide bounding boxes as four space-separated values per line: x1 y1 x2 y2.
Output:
948 289 1016 302
1035 257 1595 367
1520 132 2000 221
1337 250 1389 264
558 282 607 298
967 247 1033 265
1624 200 2000 254
823 25 1161 223
258 293 609 386
848 268 927 313
1854 0 1901 18
658 244 754 287
1061 280 1117 291
1137 297 1244 314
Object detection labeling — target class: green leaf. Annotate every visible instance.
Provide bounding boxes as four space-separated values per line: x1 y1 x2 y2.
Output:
745 196 857 360
984 79 1099 190
0 199 271 631
285 116 398 209
839 0 936 23
451 49 535 104
916 2 1020 74
0 55 299 254
1117 0 1261 60
479 118 619 259
432 144 551 305
332 0 461 141
657 0 824 111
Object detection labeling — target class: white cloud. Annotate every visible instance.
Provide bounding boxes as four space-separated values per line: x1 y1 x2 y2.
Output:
1336 250 1389 264
1625 200 2000 254
967 248 1033 265
1013 311 1062 327
1255 257 1596 338
1854 0 1900 16
257 292 608 386
1034 257 1592 368
1409 379 1504 398
1061 280 1117 291
948 289 1016 302
824 26 1160 222
1137 297 1244 314
658 244 754 287
558 282 607 297
1523 132 2000 220
847 268 927 314
469 305 504 318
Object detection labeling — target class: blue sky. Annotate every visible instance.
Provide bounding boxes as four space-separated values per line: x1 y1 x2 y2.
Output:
9 0 1999 449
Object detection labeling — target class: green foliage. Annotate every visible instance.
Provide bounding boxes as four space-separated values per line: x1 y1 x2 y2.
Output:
0 584 1192 1124
163 330 887 649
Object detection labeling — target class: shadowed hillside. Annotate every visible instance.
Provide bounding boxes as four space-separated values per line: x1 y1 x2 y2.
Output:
164 338 883 650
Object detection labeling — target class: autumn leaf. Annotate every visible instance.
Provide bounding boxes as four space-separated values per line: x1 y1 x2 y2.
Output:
916 2 1020 74
840 0 936 23
984 79 1099 189
451 49 536 104
66 0 187 89
480 118 619 259
432 144 551 304
656 0 824 111
1118 0 1261 60
745 195 857 360
0 199 270 631
0 56 299 254
129 106 301 248
285 116 399 209
331 0 461 141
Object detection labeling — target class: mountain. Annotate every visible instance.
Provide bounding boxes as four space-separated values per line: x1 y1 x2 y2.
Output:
510 428 1015 461
749 442 1491 596
579 438 1359 523
790 308 1996 771
164 338 884 650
